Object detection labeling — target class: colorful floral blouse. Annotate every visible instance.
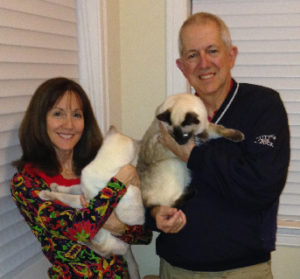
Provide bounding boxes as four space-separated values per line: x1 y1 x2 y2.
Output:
10 164 152 279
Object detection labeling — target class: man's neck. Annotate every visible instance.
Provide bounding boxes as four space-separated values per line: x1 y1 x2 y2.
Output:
196 79 233 119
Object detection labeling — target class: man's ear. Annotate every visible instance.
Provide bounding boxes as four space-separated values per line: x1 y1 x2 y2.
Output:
229 46 238 69
176 58 184 72
156 109 171 125
176 58 189 79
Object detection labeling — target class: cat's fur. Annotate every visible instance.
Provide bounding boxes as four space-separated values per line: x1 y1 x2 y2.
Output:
39 126 144 279
137 93 244 208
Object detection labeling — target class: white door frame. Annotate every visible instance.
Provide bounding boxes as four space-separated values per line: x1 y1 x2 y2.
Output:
165 0 191 96
77 0 110 132
77 0 191 129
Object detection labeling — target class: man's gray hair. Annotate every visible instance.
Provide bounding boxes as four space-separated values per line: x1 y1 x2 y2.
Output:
178 12 233 56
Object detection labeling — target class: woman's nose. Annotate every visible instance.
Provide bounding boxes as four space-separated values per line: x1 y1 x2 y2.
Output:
63 115 74 128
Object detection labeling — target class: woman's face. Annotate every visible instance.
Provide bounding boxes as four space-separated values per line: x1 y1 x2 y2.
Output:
46 91 84 157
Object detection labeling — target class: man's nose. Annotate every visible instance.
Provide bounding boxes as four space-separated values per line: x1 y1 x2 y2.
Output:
198 52 209 68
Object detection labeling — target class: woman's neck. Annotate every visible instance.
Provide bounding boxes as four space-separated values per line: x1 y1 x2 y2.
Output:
56 149 77 179
61 168 77 179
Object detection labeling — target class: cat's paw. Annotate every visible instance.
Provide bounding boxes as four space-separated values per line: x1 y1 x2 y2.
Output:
50 183 59 192
38 190 54 201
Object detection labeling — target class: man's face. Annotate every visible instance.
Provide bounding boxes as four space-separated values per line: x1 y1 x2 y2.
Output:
176 21 238 99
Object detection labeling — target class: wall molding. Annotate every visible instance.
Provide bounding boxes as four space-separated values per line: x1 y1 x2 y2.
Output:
76 0 109 132
165 0 191 96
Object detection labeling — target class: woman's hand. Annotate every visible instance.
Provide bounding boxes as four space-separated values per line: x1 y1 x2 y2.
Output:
80 194 89 208
100 164 140 235
151 205 186 233
115 164 140 188
103 210 126 236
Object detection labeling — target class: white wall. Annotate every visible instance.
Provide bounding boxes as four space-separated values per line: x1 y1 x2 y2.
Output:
119 0 166 139
7 1 300 278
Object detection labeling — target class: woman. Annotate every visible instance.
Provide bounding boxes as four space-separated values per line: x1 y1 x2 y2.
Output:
11 77 152 278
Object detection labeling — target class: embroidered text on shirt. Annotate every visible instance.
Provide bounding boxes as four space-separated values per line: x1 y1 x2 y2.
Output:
254 135 276 148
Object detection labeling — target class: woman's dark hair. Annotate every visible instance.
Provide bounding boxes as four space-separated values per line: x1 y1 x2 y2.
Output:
14 77 103 176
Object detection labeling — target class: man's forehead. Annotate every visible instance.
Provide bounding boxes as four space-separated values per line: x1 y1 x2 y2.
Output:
182 20 219 33
182 22 220 38
182 25 223 48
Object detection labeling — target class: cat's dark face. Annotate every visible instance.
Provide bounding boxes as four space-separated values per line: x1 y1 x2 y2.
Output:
157 110 201 144
156 93 209 145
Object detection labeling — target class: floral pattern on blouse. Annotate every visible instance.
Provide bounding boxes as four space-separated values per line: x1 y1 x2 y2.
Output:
11 164 152 279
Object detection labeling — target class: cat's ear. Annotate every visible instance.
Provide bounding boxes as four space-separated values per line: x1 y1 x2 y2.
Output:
128 138 141 166
182 112 200 126
107 125 118 135
156 109 171 125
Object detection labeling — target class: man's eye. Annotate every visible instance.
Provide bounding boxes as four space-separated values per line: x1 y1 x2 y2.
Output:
188 52 199 59
208 49 217 54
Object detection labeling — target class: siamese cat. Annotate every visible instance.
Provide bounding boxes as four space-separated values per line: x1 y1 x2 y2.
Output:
137 93 244 208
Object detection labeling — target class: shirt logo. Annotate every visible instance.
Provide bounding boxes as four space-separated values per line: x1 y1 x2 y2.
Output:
254 135 276 148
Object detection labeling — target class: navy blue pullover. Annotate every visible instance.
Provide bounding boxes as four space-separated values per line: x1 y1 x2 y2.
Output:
150 80 290 271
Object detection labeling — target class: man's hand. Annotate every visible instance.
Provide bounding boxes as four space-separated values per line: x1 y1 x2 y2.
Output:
158 123 195 162
151 205 186 233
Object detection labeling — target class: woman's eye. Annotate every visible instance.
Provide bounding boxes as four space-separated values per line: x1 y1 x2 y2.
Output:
73 112 83 118
53 111 61 117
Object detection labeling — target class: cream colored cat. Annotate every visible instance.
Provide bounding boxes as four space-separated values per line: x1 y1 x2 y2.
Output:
39 126 144 279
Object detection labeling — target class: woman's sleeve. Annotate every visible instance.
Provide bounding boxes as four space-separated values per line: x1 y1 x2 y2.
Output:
11 172 126 243
118 225 153 245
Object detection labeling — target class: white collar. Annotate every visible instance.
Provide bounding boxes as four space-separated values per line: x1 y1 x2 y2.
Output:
214 83 240 124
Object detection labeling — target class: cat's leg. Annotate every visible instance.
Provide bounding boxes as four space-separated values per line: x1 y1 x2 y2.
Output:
207 123 245 142
115 185 145 225
50 183 82 195
90 229 129 257
38 191 82 209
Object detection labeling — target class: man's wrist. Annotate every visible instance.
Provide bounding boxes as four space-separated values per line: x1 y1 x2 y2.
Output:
149 205 160 218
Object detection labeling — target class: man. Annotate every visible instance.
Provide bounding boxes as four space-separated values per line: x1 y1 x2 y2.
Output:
149 12 290 279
